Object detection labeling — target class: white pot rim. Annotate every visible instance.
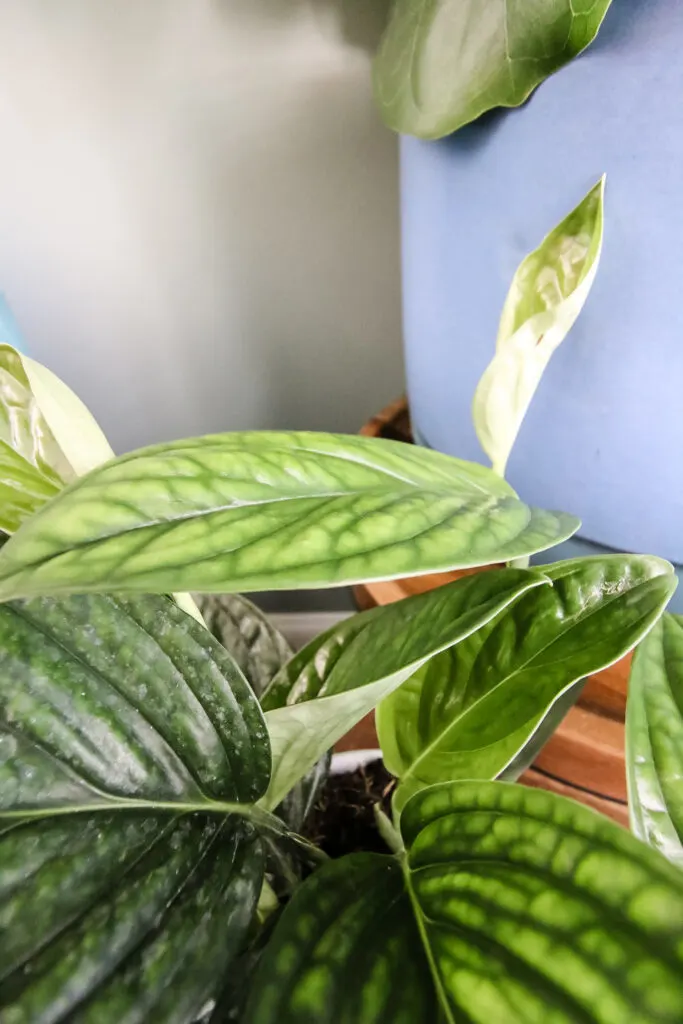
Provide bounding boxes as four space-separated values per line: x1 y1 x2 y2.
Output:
330 748 382 775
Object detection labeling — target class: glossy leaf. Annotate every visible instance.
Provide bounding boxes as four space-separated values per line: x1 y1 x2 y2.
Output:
20 352 115 477
0 592 276 1022
402 781 683 1023
0 345 73 532
627 613 683 868
0 593 270 816
247 780 683 1023
243 853 437 1023
473 177 605 476
194 591 330 832
0 346 203 623
0 813 263 1023
373 0 613 139
0 431 579 601
260 568 546 809
195 593 292 699
377 556 676 811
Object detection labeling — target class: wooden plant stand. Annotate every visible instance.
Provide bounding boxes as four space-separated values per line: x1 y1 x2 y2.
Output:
351 397 629 827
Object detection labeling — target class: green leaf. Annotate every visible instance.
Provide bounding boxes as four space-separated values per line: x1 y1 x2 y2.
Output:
0 593 270 816
627 614 683 868
20 352 115 477
247 781 683 1023
0 813 264 1023
0 592 275 1022
191 592 330 832
377 556 676 812
373 0 613 139
473 177 605 477
195 593 292 700
0 431 579 601
243 852 438 1023
260 568 547 810
0 346 203 624
401 781 683 1023
0 345 74 532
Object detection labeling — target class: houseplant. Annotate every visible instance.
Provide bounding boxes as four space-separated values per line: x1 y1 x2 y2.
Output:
0 343 682 1021
372 0 683 603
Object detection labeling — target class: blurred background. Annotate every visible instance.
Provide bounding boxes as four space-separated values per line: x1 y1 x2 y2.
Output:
0 0 401 454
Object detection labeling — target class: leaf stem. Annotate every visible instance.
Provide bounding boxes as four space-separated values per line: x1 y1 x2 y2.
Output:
374 804 404 854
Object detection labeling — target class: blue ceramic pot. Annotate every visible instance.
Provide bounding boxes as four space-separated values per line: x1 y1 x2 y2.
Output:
401 0 683 608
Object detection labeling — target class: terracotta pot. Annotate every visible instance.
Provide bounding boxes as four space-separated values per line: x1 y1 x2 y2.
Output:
351 397 630 827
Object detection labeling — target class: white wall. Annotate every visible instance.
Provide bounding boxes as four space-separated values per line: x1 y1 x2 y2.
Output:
0 0 402 453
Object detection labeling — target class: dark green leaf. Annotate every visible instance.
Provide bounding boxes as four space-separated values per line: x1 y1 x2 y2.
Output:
377 556 675 810
192 592 329 832
260 568 546 809
0 593 270 815
194 593 292 700
0 431 579 601
627 613 683 867
373 0 613 139
243 853 438 1024
0 593 274 1022
0 813 263 1023
0 344 73 532
249 781 683 1023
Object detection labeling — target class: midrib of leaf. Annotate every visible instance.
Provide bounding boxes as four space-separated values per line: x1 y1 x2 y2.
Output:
402 854 457 1024
0 794 300 851
398 574 664 788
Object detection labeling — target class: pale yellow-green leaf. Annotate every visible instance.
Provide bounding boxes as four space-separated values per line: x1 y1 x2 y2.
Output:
14 350 202 622
20 355 114 476
473 176 605 477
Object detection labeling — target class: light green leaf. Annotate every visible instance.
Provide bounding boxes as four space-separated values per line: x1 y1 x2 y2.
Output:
0 431 579 602
0 592 275 1022
260 568 546 810
0 345 73 532
627 613 683 868
473 177 605 477
373 0 613 139
377 556 676 812
20 353 115 476
246 781 683 1024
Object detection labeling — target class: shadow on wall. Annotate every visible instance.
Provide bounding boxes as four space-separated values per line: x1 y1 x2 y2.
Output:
0 0 401 452
214 0 392 52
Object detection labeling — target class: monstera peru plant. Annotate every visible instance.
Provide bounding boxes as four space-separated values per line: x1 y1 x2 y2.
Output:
373 0 614 138
0 341 682 1023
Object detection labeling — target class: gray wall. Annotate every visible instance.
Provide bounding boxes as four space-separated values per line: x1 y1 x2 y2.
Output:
0 0 402 453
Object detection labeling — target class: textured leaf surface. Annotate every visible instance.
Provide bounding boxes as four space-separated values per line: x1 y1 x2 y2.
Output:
400 781 683 1023
243 853 437 1024
0 345 73 532
246 781 683 1023
473 178 605 476
377 556 676 811
260 568 545 809
0 594 273 1022
627 614 683 867
0 593 270 815
0 431 579 601
373 0 613 139
0 813 263 1023
195 593 292 699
